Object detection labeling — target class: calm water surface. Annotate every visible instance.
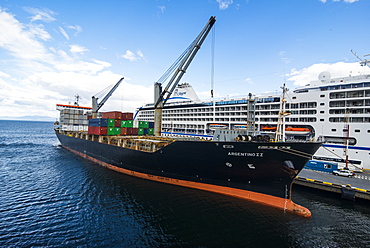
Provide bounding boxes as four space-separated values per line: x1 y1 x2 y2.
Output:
0 120 369 247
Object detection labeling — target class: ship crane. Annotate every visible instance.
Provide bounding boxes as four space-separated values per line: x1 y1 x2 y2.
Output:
91 77 124 118
351 50 370 68
153 16 216 136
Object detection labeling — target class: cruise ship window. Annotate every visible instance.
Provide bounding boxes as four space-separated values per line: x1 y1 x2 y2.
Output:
320 103 325 106
320 95 325 97
354 130 360 133
331 129 336 132
320 119 324 122
320 111 324 114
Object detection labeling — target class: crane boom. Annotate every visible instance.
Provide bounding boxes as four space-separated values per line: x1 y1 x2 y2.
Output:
154 16 216 136
92 77 124 118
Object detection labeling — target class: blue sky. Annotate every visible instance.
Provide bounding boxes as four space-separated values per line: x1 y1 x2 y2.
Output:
1 0 369 121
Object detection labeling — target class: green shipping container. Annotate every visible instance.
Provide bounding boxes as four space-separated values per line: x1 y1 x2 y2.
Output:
137 128 144 135
138 121 149 128
108 127 120 135
107 119 115 127
147 128 154 135
121 120 133 128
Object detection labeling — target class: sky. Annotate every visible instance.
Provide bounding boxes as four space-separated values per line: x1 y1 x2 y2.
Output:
1 0 370 121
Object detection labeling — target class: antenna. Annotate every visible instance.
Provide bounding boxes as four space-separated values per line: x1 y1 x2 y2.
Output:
74 94 81 106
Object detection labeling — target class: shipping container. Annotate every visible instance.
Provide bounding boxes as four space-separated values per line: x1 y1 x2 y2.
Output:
148 122 154 128
88 118 108 127
138 121 149 128
107 119 115 127
131 128 138 135
88 126 95 134
138 128 145 135
97 127 108 135
108 127 121 135
88 126 108 135
121 112 134 120
121 120 134 128
114 119 121 127
102 111 122 120
120 127 134 135
147 128 154 135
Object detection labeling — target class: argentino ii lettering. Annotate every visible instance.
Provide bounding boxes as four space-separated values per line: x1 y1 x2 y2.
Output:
228 152 263 157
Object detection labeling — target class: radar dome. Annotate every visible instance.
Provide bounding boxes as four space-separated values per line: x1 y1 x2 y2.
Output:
318 71 331 81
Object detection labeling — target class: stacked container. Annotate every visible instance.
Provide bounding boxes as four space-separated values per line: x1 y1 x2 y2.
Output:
138 121 154 135
60 108 89 131
87 111 154 136
88 118 108 135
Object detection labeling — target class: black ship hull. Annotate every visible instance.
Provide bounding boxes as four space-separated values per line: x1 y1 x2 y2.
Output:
56 131 321 217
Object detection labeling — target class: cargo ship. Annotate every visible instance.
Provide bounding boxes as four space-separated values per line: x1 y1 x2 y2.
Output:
54 16 321 217
55 110 320 217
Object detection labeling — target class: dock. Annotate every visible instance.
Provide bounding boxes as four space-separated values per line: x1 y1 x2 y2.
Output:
294 169 370 201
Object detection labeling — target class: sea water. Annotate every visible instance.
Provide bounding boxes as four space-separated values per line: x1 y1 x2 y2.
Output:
0 120 370 247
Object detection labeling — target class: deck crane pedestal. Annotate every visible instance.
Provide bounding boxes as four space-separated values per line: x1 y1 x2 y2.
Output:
91 77 124 118
153 16 216 136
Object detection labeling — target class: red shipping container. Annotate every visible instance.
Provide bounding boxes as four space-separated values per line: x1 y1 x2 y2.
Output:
121 127 135 135
114 119 121 127
96 127 107 135
88 126 95 134
121 112 134 120
102 111 122 120
131 128 138 135
120 127 128 135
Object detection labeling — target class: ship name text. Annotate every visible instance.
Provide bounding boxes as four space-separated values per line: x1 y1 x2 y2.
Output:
228 152 263 157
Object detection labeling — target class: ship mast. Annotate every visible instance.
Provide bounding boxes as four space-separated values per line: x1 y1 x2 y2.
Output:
275 83 290 142
343 109 351 170
153 16 216 136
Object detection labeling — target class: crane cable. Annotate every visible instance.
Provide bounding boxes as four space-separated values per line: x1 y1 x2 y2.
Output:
156 41 195 85
210 25 215 98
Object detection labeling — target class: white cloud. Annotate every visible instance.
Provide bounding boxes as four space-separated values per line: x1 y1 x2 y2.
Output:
121 50 145 62
0 71 11 78
23 7 57 22
0 8 152 120
245 77 254 84
320 0 359 3
59 26 69 40
0 9 53 62
157 6 166 13
287 62 370 87
216 0 233 10
279 51 292 64
70 44 88 54
66 25 82 37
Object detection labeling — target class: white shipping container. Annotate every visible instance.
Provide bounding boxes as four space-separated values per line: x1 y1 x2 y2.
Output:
61 125 74 131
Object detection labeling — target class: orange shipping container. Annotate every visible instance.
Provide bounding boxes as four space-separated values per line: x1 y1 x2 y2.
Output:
121 112 134 120
102 111 122 119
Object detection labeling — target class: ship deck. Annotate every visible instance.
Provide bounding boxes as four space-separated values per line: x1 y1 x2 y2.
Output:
58 130 208 153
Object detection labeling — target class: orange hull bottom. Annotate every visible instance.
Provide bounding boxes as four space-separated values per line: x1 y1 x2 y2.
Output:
63 145 311 218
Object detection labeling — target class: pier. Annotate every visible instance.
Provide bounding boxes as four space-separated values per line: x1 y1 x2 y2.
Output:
294 169 370 201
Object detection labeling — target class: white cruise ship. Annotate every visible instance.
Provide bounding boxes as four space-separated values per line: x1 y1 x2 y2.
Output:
136 72 370 171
